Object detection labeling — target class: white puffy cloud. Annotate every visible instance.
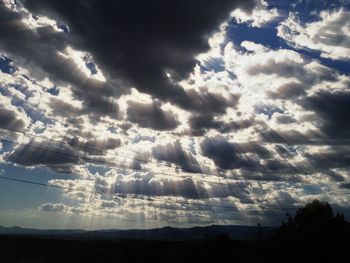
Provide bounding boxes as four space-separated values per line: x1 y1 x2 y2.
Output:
231 0 280 28
278 9 350 60
223 40 347 124
2 1 350 228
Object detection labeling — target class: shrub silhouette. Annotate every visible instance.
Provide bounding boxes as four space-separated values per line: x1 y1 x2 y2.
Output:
276 199 349 242
294 200 333 227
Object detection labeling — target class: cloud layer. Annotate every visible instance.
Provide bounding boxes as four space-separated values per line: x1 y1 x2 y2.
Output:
0 0 350 227
278 9 350 60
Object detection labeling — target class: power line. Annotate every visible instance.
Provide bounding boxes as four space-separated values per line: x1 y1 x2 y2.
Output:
3 174 349 217
0 124 323 183
1 132 349 218
1 135 213 181
0 127 168 166
2 131 338 212
0 131 322 187
256 123 346 211
0 61 347 222
0 126 317 180
0 127 233 178
1 125 348 214
0 175 305 212
1 129 345 211
0 126 212 175
3 134 333 196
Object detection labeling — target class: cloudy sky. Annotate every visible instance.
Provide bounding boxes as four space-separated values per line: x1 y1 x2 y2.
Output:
0 0 350 230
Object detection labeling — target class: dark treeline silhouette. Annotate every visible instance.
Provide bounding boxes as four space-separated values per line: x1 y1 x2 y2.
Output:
262 200 350 262
275 200 349 241
0 200 349 263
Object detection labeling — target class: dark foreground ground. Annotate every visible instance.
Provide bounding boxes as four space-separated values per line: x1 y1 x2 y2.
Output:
0 235 349 263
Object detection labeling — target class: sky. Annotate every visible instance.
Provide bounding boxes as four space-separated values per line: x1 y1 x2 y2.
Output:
0 0 350 230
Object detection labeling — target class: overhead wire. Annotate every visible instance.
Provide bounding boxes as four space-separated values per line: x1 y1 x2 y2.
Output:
0 135 333 206
0 175 307 213
0 128 325 188
1 126 343 204
1 121 348 218
0 127 236 179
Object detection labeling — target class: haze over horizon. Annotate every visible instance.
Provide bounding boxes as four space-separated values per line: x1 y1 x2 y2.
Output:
1 0 350 230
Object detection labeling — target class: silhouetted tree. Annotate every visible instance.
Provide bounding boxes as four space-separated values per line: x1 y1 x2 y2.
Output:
275 199 349 242
294 200 333 227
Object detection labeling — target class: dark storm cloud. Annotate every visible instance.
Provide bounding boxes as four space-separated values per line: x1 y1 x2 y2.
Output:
189 114 253 136
49 97 81 116
0 108 26 131
301 90 350 140
259 128 350 146
340 183 350 189
274 145 295 158
200 137 260 170
186 88 242 135
185 88 240 114
326 170 345 182
274 114 297 125
0 3 120 119
267 81 306 99
152 141 201 173
105 173 253 201
199 136 307 176
7 140 81 166
127 100 179 131
66 137 121 156
304 146 350 170
189 115 220 136
260 129 305 145
236 142 271 159
18 0 256 111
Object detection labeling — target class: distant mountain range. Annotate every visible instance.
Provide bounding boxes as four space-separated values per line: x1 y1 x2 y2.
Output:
0 225 276 240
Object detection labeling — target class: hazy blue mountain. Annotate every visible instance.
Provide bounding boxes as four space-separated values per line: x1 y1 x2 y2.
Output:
0 225 276 240
0 226 85 236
